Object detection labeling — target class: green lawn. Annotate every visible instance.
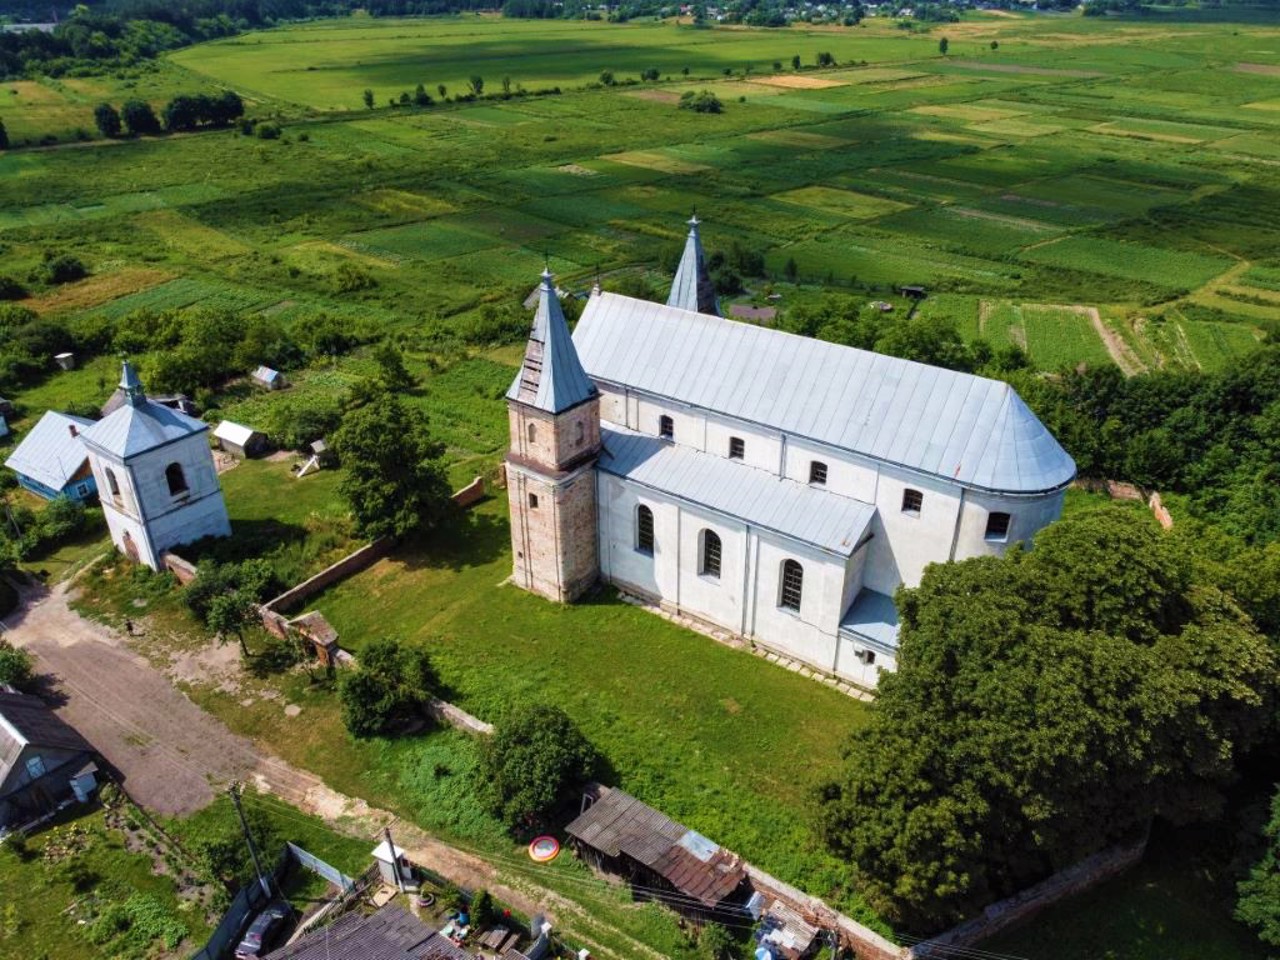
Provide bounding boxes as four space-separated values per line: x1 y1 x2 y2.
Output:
304 496 874 917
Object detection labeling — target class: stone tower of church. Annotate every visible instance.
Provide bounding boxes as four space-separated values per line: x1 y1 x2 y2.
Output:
505 269 601 602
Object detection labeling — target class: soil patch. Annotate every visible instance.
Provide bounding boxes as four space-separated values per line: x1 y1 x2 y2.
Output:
1236 62 1280 76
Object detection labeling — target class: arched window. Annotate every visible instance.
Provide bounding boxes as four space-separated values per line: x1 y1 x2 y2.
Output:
658 415 674 441
527 422 537 445
636 504 655 555
902 488 923 516
105 468 120 497
985 511 1011 542
700 530 722 578
165 462 188 496
575 420 585 445
779 559 803 612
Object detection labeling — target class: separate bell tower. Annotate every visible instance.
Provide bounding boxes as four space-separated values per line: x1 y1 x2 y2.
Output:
505 269 601 602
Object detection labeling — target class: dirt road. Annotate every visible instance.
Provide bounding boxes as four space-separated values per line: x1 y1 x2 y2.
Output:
0 579 653 959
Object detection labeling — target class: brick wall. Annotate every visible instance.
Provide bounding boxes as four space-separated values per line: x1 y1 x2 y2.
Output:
161 552 199 584
905 837 1147 957
264 538 394 614
452 476 486 509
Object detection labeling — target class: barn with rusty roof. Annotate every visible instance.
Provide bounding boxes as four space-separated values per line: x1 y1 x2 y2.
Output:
565 785 748 921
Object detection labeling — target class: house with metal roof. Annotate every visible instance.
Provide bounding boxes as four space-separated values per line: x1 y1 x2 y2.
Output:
266 903 468 960
3 411 97 502
0 692 98 831
504 218 1075 687
213 420 268 459
79 361 231 571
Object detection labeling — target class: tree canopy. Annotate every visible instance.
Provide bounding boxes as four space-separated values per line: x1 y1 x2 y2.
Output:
477 703 599 830
338 637 437 738
1238 785 1280 949
816 507 1277 933
332 394 452 540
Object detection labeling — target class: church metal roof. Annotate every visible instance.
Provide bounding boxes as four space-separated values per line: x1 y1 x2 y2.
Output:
600 427 876 557
666 215 719 316
507 269 597 414
576 295 1076 495
3 411 93 492
81 401 208 460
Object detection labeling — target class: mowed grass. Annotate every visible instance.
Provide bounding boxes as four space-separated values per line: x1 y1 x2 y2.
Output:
311 496 872 904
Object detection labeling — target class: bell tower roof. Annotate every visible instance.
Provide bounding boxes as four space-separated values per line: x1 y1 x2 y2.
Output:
506 268 597 414
666 214 719 316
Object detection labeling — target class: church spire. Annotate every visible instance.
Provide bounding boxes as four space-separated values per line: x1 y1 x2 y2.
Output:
666 213 719 316
119 358 145 407
506 268 597 414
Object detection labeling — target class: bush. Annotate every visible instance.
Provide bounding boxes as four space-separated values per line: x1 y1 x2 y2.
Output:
0 639 35 691
0 276 27 301
678 90 723 114
339 637 437 738
256 122 281 140
35 254 88 286
477 704 599 830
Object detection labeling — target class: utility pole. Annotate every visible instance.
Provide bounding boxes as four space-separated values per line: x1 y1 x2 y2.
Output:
230 782 274 899
384 825 405 893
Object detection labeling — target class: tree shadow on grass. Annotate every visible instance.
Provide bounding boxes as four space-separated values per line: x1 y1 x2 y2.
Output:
395 502 510 573
181 517 311 568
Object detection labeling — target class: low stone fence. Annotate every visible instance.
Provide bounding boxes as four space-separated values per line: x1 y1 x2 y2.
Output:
452 475 486 509
426 696 493 736
162 553 199 585
905 837 1147 957
1071 478 1174 529
264 537 394 614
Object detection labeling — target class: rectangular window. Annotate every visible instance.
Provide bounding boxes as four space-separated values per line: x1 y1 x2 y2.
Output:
809 461 828 485
659 415 674 441
902 488 923 516
637 505 655 555
528 493 539 509
985 511 1012 542
728 437 745 460
25 755 46 779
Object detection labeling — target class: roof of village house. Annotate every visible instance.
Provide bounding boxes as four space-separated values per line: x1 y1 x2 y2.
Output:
213 420 261 447
506 269 597 415
267 904 465 960
0 692 94 785
3 411 94 491
600 427 875 557
667 215 720 317
566 786 746 908
81 362 208 460
574 294 1076 495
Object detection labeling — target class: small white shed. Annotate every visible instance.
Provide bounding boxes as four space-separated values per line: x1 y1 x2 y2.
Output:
54 352 76 371
213 420 267 458
371 838 414 888
251 366 285 390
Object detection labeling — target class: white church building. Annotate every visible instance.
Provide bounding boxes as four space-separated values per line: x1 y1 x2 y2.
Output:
80 361 231 570
506 219 1076 688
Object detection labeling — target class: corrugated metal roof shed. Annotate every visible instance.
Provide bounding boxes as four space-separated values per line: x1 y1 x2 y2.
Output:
575 294 1076 495
3 411 93 491
253 365 283 384
214 420 260 447
565 787 746 908
81 398 207 460
600 427 876 557
507 270 597 414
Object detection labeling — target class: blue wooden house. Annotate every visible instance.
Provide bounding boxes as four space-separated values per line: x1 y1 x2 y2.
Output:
3 411 98 502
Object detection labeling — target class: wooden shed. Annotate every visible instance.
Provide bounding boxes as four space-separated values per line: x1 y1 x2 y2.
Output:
213 420 268 459
566 785 748 922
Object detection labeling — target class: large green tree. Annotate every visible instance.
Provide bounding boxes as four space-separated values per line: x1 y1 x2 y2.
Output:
1238 786 1280 949
817 507 1276 932
332 394 451 540
93 102 121 138
477 704 599 830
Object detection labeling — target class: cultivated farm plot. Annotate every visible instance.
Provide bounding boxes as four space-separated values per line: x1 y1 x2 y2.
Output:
88 277 276 320
24 267 174 316
600 149 713 175
1019 237 1233 290
1087 116 1239 144
135 209 252 261
772 185 911 220
1019 304 1113 371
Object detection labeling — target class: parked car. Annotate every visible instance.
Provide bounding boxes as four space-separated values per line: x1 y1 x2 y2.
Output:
235 900 292 959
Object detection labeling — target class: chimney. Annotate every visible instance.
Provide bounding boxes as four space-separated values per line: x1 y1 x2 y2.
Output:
68 424 78 438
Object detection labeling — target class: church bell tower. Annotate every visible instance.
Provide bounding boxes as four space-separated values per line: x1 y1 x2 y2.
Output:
505 269 601 602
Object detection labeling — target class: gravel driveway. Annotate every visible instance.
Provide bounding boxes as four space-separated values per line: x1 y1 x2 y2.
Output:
1 578 321 817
